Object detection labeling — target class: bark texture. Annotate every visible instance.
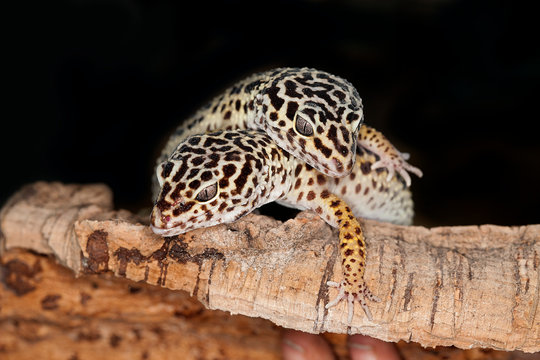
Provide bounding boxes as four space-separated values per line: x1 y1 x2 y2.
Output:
1 182 539 356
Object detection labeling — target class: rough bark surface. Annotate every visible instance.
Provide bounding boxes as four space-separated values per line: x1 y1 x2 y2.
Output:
1 182 539 356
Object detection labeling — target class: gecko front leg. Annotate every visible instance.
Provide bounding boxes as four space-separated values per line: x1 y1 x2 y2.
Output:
280 184 382 323
358 125 423 186
319 192 381 323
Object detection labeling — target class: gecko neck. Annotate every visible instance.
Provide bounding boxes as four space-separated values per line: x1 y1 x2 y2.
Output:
254 139 297 207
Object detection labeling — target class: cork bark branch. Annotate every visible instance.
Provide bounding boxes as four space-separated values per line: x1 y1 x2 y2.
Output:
1 182 539 354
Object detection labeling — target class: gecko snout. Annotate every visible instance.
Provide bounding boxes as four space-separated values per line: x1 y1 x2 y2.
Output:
150 206 171 230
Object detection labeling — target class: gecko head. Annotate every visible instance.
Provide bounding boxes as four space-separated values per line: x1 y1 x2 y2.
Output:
150 131 267 237
258 67 364 178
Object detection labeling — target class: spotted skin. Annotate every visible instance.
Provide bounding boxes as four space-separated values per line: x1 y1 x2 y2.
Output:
153 67 365 199
151 130 420 322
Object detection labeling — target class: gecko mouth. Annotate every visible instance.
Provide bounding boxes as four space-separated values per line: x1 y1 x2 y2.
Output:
150 224 182 237
150 207 219 237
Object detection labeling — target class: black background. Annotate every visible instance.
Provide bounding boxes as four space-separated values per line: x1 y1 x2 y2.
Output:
5 0 539 227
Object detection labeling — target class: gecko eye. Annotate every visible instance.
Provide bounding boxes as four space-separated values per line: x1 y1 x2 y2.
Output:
295 113 314 137
195 183 218 203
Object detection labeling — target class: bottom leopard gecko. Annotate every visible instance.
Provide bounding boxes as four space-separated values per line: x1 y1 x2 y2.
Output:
151 128 421 323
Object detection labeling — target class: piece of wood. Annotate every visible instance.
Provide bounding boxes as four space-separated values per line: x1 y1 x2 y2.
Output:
5 249 532 360
1 182 539 354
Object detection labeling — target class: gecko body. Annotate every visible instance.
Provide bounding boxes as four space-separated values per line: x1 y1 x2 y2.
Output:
151 129 420 322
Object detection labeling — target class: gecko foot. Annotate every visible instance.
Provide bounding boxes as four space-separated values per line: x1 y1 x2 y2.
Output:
325 280 381 324
371 154 423 187
358 125 423 187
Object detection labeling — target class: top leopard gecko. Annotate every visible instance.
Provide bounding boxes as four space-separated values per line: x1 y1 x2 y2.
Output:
151 128 421 323
153 67 421 199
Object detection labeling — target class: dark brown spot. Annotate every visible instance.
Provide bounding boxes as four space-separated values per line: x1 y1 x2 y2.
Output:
86 230 109 273
307 191 316 200
172 201 194 216
200 171 212 181
347 112 360 121
265 85 284 111
284 80 303 98
355 184 362 193
188 180 201 189
191 156 204 166
224 110 232 119
344 249 354 256
320 190 330 199
360 161 371 175
160 161 174 178
340 126 350 144
113 247 145 277
223 163 237 178
286 101 299 121
203 136 228 147
330 200 340 208
233 161 253 194
41 294 61 310
316 174 326 185
334 90 346 101
172 161 189 182
313 138 332 158
294 178 302 189
110 334 122 348
1 258 42 296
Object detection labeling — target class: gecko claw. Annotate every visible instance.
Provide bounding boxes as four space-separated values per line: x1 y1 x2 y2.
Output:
325 280 379 323
371 158 422 187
